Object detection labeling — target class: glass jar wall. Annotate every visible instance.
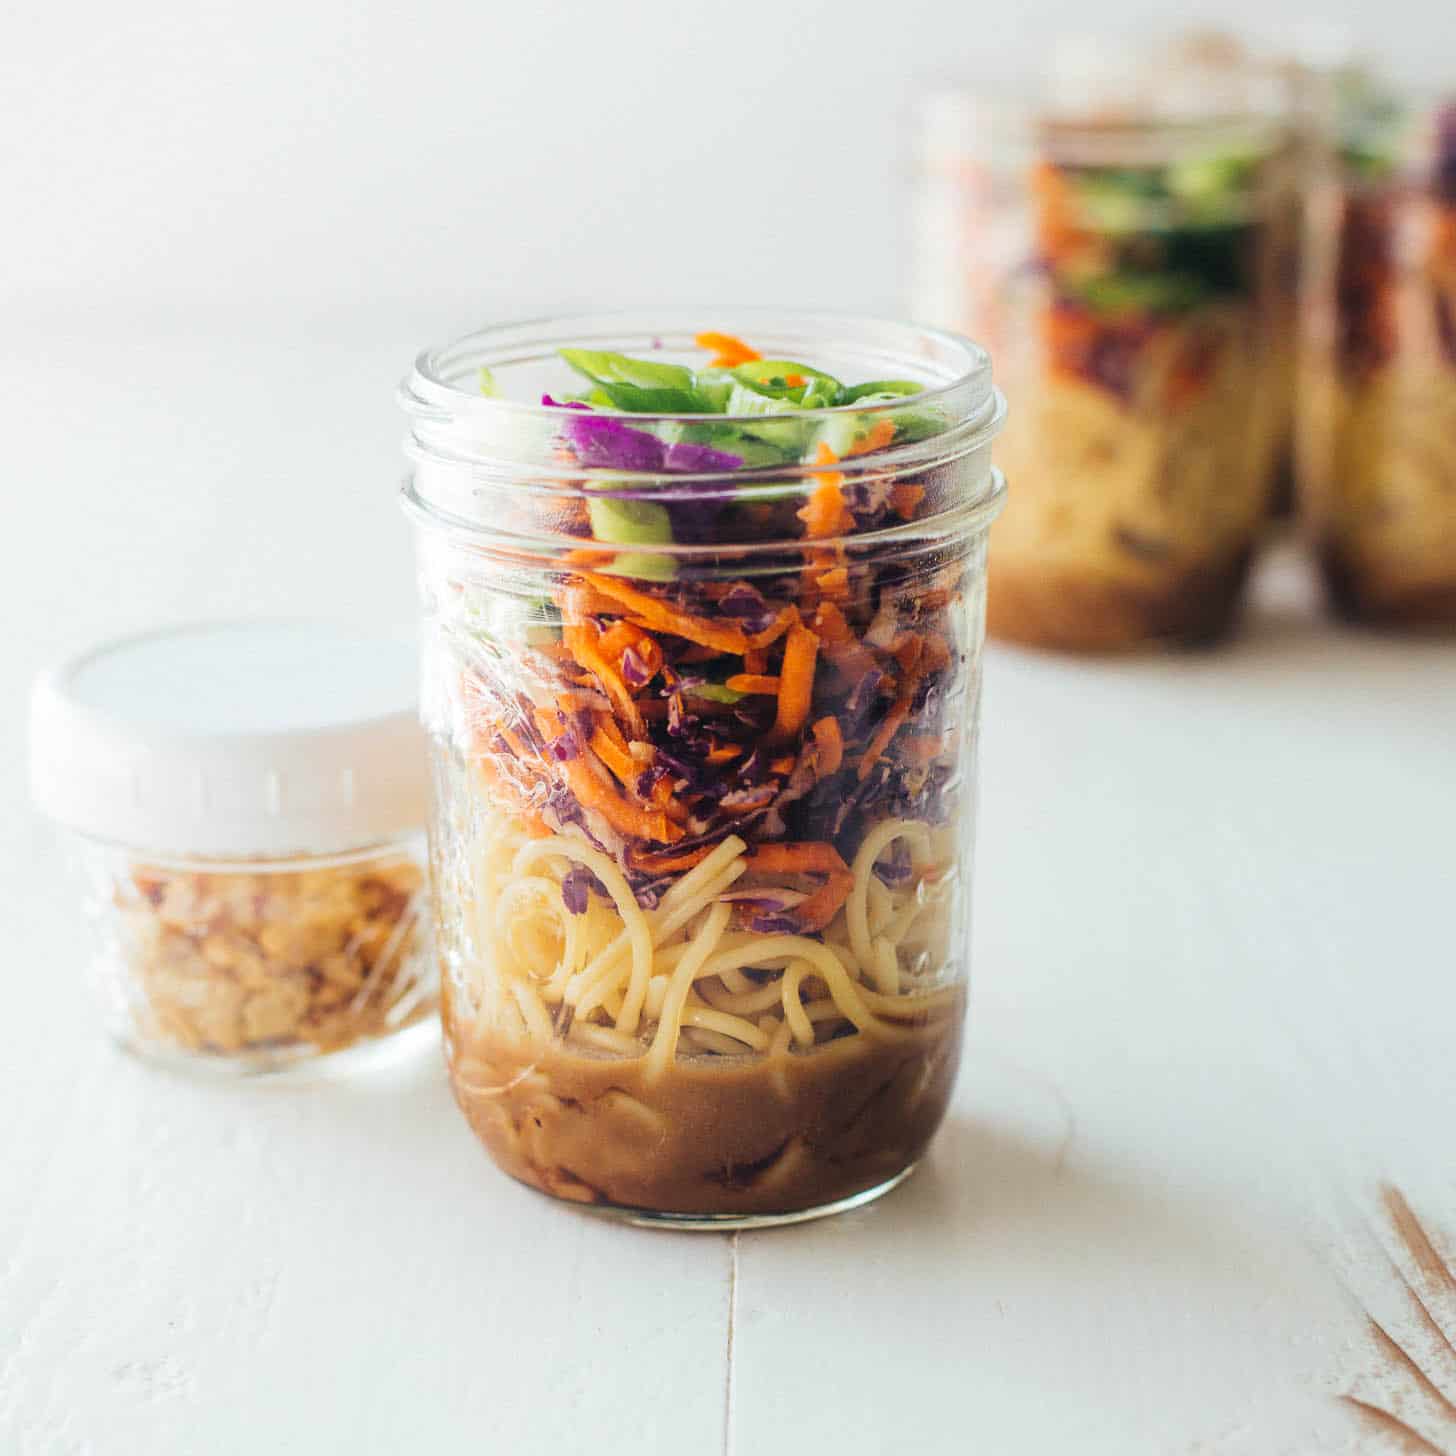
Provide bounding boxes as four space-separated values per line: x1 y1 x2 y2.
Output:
400 312 1006 1226
1300 89 1456 627
916 82 1287 649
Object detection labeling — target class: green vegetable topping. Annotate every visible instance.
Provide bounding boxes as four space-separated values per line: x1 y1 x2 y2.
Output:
587 495 675 547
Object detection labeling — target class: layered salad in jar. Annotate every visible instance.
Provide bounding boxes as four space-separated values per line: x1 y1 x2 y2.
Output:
403 321 1004 1221
985 119 1283 647
1305 94 1456 625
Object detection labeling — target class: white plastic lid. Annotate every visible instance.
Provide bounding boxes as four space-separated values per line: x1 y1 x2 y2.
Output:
29 621 428 858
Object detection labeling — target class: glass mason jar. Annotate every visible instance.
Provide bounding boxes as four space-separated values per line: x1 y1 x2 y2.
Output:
1300 88 1456 627
29 622 437 1076
914 87 1287 650
399 311 1006 1227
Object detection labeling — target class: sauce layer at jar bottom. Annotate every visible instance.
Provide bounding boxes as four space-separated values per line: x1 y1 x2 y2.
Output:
1321 546 1456 630
444 993 965 1218
986 545 1254 652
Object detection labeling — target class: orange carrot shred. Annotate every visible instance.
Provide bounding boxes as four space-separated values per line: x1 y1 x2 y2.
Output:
589 726 637 786
744 842 853 931
626 843 715 874
858 681 917 781
535 708 681 844
563 619 644 737
783 372 807 388
705 744 743 765
922 633 952 674
811 717 843 776
695 331 761 368
770 623 819 743
561 547 615 567
845 418 896 456
583 574 752 654
769 755 796 776
894 632 924 676
890 483 925 520
725 674 780 695
810 602 853 644
797 442 854 540
814 566 849 599
744 605 800 650
743 647 768 674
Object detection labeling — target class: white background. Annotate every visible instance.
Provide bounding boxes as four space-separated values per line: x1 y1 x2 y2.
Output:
5 4 1456 1453
2 0 1451 330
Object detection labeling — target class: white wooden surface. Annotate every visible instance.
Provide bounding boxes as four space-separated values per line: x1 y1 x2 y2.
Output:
4 323 1455 1455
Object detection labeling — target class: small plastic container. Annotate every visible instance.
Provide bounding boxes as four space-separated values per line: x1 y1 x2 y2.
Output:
29 622 437 1076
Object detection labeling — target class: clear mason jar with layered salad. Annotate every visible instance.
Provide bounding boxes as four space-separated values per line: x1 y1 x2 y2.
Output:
915 77 1287 650
1300 88 1456 627
399 312 1006 1227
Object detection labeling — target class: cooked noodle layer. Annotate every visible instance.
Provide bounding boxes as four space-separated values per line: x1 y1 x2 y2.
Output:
462 806 958 1074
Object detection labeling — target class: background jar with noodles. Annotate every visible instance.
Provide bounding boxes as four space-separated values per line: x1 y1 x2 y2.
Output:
914 75 1287 651
1299 81 1456 628
398 311 1006 1227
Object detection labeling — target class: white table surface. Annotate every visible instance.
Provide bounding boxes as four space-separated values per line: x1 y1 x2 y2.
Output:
4 321 1455 1456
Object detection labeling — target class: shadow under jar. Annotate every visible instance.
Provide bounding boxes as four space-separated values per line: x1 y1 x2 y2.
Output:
1300 91 1456 628
916 93 1286 650
399 311 1006 1227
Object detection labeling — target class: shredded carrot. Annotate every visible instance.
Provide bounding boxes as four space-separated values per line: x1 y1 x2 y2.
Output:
921 632 952 675
589 725 638 786
845 418 896 456
797 479 854 539
563 619 644 737
743 647 768 674
796 442 854 539
597 619 663 682
813 566 849 599
725 674 780 695
695 331 761 368
705 744 744 765
744 842 853 932
535 708 681 843
595 716 685 812
559 582 628 620
890 483 925 519
593 713 629 751
770 624 819 743
783 372 807 388
626 843 715 874
561 547 615 568
858 687 915 781
811 717 843 776
769 755 796 776
825 638 880 685
893 632 924 677
745 605 800 650
745 842 845 875
583 574 752 654
810 602 853 644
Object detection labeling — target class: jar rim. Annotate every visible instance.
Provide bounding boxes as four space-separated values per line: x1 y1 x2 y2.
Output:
397 310 1007 548
399 309 995 430
919 86 1285 170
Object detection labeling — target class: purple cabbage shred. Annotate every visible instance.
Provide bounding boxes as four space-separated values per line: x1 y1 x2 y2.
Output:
560 867 606 915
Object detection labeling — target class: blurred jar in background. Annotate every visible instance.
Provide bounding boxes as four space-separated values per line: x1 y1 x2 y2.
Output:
1300 83 1456 628
914 39 1290 650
